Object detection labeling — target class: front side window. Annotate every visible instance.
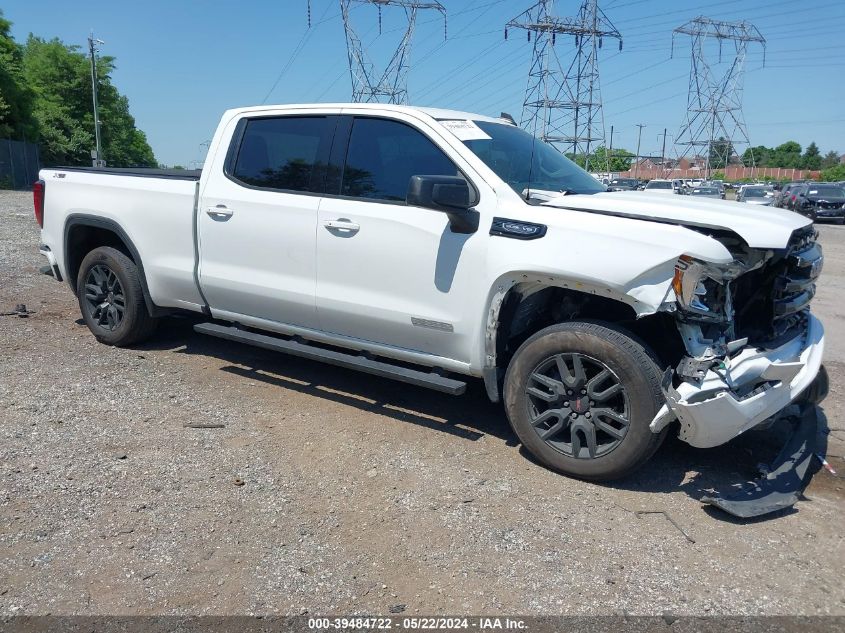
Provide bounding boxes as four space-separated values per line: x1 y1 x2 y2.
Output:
341 118 460 202
231 116 332 192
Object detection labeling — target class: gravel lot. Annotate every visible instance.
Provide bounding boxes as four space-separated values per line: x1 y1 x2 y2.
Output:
1 189 843 616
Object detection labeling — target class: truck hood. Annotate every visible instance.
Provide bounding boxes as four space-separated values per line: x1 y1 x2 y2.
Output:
542 191 810 249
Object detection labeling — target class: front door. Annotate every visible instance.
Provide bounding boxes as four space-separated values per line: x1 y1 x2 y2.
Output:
315 115 485 361
198 115 335 327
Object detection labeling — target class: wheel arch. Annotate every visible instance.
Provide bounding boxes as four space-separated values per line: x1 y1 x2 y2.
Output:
64 214 164 317
481 273 683 402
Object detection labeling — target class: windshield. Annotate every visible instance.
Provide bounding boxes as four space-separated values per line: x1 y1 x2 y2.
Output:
691 188 719 195
455 120 605 197
610 178 637 186
808 185 845 198
646 181 673 189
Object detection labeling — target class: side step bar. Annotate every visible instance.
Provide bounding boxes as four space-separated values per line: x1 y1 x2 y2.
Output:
193 322 467 395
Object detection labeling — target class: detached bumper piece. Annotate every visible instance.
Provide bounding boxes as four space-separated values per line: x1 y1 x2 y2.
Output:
702 403 818 519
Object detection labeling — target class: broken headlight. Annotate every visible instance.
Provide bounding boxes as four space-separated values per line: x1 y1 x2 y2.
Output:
672 255 731 319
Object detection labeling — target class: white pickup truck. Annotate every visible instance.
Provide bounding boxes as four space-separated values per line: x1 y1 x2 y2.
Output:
33 103 826 497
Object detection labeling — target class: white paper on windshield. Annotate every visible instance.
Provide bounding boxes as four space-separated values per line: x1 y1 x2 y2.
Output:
440 119 491 141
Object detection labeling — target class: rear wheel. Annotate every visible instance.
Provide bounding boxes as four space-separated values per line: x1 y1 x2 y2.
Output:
77 246 158 346
503 321 667 481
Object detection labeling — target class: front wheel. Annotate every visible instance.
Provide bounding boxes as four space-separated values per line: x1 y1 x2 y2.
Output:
503 321 667 481
77 246 158 346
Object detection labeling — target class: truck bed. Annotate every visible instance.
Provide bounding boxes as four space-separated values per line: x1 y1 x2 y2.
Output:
39 166 205 313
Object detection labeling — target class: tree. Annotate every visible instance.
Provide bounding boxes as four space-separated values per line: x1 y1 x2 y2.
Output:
567 146 634 172
742 145 770 167
708 137 733 169
769 141 802 168
21 35 156 167
0 10 36 139
820 164 845 182
821 150 840 169
802 142 821 170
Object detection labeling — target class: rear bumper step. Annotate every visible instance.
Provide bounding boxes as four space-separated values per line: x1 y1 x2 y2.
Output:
193 322 467 395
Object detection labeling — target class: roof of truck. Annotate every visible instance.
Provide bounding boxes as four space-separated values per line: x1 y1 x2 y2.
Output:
226 103 511 125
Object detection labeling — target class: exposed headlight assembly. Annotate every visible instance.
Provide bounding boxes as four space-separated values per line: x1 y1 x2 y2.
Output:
672 255 734 320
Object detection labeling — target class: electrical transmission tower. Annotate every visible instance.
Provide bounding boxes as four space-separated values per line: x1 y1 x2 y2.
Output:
672 16 765 177
506 0 621 170
337 0 446 104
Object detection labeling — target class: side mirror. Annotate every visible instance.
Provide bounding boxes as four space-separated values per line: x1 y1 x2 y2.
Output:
407 175 479 234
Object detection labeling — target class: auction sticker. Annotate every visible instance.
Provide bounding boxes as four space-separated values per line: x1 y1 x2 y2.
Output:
439 120 492 141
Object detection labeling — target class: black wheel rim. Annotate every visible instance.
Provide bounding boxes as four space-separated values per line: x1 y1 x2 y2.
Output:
83 264 125 331
525 353 630 459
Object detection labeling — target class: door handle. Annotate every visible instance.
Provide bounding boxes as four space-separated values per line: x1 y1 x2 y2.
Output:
323 219 360 232
206 205 234 220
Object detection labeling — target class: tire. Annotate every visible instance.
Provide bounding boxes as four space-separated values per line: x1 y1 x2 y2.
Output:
76 246 158 346
503 321 667 481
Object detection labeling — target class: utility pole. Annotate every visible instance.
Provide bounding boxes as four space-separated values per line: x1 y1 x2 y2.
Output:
658 127 671 176
506 0 622 161
88 32 105 167
634 123 645 179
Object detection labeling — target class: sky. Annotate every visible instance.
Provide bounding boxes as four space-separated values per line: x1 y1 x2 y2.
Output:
4 0 844 167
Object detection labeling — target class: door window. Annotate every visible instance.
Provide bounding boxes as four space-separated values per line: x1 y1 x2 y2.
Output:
341 117 460 202
230 116 333 192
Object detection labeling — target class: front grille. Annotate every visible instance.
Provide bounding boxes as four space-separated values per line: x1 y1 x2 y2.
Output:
817 201 844 210
733 225 822 347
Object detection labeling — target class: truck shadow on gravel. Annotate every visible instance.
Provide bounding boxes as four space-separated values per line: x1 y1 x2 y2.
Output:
139 315 831 516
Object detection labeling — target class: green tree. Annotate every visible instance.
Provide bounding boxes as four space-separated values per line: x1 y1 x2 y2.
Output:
742 145 771 166
821 150 840 169
708 137 733 169
568 146 634 172
0 10 36 139
769 141 802 168
802 142 821 170
820 164 845 182
21 35 156 167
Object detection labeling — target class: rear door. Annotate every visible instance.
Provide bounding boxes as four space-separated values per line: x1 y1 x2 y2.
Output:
198 114 336 327
314 114 487 361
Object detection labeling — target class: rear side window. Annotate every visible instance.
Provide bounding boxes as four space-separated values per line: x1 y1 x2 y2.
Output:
231 116 333 192
341 118 459 202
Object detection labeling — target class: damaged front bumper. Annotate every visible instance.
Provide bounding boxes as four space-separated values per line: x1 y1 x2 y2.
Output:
650 313 825 448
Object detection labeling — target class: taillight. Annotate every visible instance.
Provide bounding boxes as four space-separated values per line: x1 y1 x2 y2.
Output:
33 180 45 228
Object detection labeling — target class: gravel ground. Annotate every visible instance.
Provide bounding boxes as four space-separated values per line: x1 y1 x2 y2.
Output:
0 189 843 616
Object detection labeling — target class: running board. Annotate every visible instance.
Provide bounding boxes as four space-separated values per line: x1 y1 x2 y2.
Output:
193 322 467 395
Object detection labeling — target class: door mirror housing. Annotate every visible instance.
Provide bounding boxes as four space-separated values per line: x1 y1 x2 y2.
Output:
407 175 479 234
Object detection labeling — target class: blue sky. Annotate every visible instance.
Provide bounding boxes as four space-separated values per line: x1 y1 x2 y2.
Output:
5 0 844 167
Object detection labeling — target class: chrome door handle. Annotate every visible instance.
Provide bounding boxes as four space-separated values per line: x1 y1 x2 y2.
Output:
323 219 360 232
206 205 233 220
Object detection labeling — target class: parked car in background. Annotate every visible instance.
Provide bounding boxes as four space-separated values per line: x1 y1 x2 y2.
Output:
775 182 804 209
644 179 680 194
736 185 775 205
703 181 726 199
688 186 723 200
607 177 640 191
791 183 845 223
